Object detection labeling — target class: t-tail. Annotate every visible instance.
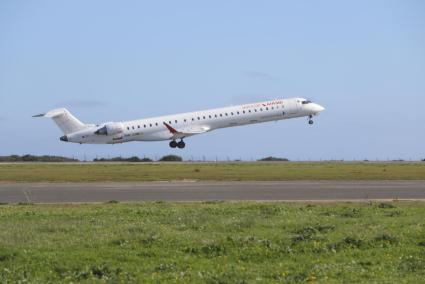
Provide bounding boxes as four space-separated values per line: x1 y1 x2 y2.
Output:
33 108 88 139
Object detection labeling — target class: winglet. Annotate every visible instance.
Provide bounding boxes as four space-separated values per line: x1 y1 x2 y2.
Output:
163 122 178 134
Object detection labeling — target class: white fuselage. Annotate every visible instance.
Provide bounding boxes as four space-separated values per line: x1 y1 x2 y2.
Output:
56 97 324 145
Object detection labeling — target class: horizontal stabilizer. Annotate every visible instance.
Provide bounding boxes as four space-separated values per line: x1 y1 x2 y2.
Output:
33 108 72 119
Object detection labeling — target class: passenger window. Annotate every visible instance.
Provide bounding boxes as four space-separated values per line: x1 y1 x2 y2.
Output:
175 120 177 123
243 111 245 114
155 123 158 126
138 125 140 129
149 124 152 127
225 113 228 116
203 116 206 119
220 114 222 117
144 125 146 128
132 126 135 129
266 107 269 111
260 108 263 111
127 127 130 130
198 117 200 120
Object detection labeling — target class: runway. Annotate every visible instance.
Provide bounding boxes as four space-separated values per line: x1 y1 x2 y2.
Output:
0 181 425 203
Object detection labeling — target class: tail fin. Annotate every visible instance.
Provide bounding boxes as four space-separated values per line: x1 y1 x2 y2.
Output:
33 108 87 134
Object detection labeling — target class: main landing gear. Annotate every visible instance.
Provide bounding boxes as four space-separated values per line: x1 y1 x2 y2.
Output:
169 140 185 149
308 115 314 125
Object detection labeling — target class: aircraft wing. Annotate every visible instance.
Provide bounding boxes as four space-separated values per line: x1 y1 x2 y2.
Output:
163 122 210 139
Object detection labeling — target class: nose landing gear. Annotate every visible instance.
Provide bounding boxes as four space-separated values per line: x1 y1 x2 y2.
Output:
169 140 186 149
308 115 314 125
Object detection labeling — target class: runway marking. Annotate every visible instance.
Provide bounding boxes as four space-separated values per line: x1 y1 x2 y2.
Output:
22 189 32 203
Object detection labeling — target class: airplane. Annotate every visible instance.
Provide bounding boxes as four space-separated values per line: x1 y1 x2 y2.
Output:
34 98 325 148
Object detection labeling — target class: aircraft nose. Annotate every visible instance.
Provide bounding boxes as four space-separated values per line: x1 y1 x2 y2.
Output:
60 135 68 142
316 104 325 112
310 103 325 113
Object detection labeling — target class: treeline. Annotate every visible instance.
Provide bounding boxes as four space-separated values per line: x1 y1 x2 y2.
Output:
93 155 183 162
0 155 184 163
1 155 292 163
0 155 78 162
0 155 422 163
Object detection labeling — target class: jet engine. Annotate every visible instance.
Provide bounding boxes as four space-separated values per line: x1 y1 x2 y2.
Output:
94 122 124 136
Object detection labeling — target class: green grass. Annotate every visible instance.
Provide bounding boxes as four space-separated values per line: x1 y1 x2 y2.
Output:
0 162 424 182
1 202 425 283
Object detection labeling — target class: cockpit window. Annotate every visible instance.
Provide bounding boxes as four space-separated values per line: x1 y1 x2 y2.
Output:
302 100 312 104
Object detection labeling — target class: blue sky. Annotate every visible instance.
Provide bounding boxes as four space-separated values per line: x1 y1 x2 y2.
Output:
1 0 424 161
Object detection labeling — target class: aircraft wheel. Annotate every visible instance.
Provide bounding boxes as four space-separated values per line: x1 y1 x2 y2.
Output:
169 140 178 148
177 141 186 149
309 120 314 125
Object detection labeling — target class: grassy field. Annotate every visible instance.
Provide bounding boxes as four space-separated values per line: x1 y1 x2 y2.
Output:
0 162 425 182
1 202 425 283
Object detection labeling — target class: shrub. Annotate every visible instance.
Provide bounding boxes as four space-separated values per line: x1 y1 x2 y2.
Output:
378 203 396 209
93 156 153 162
159 155 183 162
258 156 289 162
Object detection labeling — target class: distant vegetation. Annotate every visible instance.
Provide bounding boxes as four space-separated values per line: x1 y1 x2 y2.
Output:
0 202 424 283
0 155 77 163
159 155 183 162
258 156 290 162
93 156 153 162
0 154 185 163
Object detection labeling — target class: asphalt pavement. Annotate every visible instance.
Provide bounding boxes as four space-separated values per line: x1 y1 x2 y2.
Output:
0 181 424 203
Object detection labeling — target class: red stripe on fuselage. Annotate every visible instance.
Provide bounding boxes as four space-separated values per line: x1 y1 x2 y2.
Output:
163 122 178 134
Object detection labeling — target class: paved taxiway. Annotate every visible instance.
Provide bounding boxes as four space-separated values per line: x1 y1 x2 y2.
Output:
0 181 425 203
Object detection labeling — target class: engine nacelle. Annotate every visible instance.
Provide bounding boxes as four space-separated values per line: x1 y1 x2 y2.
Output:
95 122 124 136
